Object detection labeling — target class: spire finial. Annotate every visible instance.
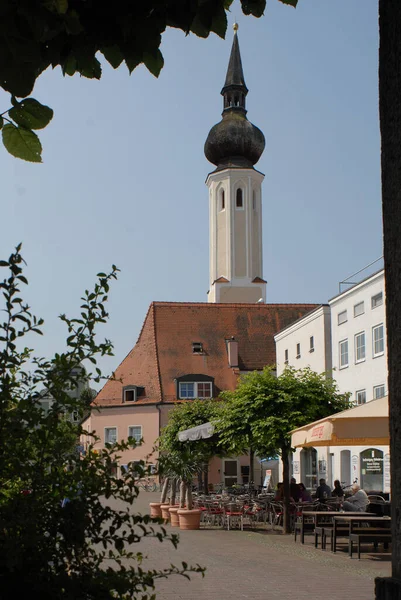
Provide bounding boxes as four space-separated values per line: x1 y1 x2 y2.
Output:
233 22 239 32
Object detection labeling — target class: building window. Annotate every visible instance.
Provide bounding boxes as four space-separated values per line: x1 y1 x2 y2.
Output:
128 425 142 443
192 342 203 354
197 382 212 398
373 384 385 399
252 190 256 210
284 349 289 364
371 292 383 309
123 386 137 402
179 381 212 399
309 336 314 352
220 188 225 211
296 343 301 359
105 427 117 444
72 410 79 423
373 324 384 357
356 389 366 405
355 332 366 363
338 310 347 325
236 188 243 208
179 382 195 398
339 339 349 368
354 302 364 317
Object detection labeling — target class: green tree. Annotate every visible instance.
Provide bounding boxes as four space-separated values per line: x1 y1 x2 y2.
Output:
0 246 203 599
0 0 299 162
217 366 350 533
158 399 224 493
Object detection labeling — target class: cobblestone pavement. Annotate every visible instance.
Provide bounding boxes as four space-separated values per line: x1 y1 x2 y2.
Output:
107 492 391 600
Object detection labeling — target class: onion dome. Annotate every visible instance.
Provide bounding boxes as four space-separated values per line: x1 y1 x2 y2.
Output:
204 25 265 170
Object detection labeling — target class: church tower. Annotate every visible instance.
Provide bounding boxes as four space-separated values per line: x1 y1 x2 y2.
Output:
205 25 266 304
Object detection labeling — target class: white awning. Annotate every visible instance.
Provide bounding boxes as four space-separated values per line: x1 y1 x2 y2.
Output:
178 422 215 442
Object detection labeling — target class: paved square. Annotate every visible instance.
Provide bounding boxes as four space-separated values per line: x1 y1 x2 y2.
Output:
109 492 391 600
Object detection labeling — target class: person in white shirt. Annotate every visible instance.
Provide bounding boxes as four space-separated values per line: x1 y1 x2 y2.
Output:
342 484 369 512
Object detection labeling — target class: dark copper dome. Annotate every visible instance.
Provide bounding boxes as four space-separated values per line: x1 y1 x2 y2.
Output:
204 28 265 170
205 109 265 168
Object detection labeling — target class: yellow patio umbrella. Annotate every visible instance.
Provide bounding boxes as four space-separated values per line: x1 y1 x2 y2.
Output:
290 395 389 448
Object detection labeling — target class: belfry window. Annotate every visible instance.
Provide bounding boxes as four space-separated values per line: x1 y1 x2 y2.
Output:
236 188 243 208
220 189 225 211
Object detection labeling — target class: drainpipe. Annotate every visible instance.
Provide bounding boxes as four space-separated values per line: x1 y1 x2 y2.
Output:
156 403 162 487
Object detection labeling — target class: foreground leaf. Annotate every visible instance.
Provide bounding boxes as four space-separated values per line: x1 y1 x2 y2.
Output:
9 98 54 130
2 124 42 162
143 50 164 78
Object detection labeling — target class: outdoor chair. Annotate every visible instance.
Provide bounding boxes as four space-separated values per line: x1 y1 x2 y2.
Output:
201 501 225 528
224 501 245 530
268 502 283 529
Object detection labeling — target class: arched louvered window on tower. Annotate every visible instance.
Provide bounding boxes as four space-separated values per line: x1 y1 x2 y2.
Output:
220 188 225 211
253 190 256 210
236 188 243 209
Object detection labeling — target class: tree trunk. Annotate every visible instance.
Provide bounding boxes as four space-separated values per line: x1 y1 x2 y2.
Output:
179 480 186 509
281 446 291 534
160 477 169 504
377 1 401 592
197 469 202 493
186 482 193 510
250 447 255 491
170 478 177 505
203 465 209 495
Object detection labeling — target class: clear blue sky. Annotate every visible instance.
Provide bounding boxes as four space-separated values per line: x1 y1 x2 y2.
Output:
0 0 381 382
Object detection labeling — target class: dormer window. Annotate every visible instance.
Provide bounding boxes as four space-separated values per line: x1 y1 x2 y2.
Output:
179 381 212 399
123 386 137 402
192 342 203 354
176 374 214 400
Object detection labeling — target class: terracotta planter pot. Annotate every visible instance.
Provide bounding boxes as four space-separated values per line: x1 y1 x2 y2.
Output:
149 502 163 518
161 504 172 521
169 506 180 527
177 508 202 530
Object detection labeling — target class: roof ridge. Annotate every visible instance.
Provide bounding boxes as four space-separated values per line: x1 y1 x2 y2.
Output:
151 303 163 402
150 301 320 307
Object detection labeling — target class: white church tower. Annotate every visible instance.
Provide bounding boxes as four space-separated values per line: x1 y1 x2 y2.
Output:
205 25 267 304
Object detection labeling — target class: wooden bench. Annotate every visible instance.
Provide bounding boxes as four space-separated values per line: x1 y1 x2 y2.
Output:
349 531 392 559
315 525 350 550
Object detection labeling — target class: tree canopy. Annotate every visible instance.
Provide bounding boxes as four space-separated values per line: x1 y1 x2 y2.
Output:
216 366 350 531
0 0 296 162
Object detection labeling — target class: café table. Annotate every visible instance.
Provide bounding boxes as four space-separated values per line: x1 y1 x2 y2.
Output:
332 514 391 553
299 511 368 545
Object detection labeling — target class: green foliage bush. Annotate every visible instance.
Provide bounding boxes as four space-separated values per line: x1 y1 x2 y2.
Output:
0 245 203 599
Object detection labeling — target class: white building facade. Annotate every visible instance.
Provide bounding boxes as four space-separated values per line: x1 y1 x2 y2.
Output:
274 269 390 494
275 305 331 377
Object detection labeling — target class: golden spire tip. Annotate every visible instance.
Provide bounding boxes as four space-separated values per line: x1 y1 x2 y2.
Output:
233 22 239 32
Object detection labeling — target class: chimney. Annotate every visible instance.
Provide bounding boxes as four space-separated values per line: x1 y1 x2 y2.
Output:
226 337 239 368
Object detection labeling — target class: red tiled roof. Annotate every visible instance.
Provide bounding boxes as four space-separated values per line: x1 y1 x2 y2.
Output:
95 302 318 407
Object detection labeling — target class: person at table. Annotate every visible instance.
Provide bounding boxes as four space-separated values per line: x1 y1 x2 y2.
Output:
316 478 332 501
290 477 301 502
342 484 369 512
298 483 312 502
274 482 284 501
332 479 344 499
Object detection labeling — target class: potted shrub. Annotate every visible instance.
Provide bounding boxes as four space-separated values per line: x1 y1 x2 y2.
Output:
149 475 169 518
174 450 203 530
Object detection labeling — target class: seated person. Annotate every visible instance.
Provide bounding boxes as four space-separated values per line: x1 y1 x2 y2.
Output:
290 477 301 502
332 479 344 498
274 482 284 501
298 483 312 502
315 478 332 501
342 484 369 512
